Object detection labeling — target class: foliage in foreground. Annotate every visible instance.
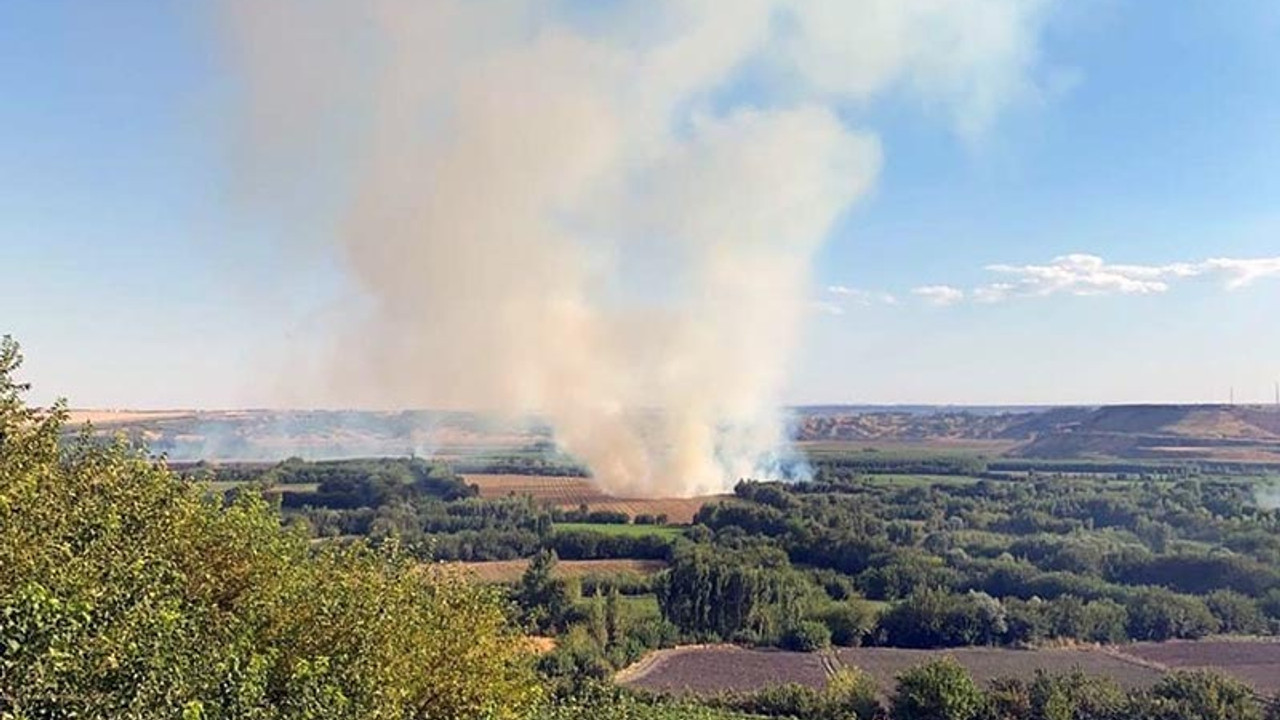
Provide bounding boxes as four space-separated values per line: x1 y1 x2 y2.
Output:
0 337 540 719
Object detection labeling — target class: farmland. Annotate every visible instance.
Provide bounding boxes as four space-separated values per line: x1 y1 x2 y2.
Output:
619 641 1280 697
466 473 724 524
617 646 832 695
1113 639 1280 695
554 522 685 539
457 558 666 583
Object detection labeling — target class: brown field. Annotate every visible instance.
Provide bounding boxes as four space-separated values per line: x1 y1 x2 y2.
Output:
1113 639 1280 695
616 646 832 694
455 558 666 583
464 473 725 524
619 645 1165 697
65 409 195 426
837 647 1163 693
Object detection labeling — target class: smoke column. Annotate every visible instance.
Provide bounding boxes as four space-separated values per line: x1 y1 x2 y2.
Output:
221 0 1053 496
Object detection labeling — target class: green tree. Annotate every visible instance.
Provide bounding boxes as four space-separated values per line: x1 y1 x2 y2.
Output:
1126 588 1220 641
0 337 540 719
892 658 985 720
517 549 573 633
1129 671 1262 720
1205 589 1268 635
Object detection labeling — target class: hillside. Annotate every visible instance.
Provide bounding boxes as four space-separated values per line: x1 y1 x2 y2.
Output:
65 404 1280 466
1008 405 1280 462
794 404 1280 464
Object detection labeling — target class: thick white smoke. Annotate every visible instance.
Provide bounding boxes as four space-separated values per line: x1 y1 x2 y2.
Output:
221 0 1053 496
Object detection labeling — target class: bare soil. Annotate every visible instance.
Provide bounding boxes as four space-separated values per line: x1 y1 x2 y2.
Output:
618 646 831 694
1112 638 1280 695
619 645 1165 697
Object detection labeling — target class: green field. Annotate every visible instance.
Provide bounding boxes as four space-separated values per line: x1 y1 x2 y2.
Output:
855 473 985 487
554 522 684 538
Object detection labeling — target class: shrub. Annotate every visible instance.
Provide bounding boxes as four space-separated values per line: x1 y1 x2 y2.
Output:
812 599 879 647
892 658 984 720
783 620 832 652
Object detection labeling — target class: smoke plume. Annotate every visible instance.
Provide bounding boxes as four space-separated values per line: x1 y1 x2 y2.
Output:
221 0 1053 496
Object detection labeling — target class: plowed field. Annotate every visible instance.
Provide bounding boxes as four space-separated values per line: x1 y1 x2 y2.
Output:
619 645 1164 696
1113 639 1280 695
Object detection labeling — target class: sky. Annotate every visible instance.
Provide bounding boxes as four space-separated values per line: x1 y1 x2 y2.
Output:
2 0 1279 409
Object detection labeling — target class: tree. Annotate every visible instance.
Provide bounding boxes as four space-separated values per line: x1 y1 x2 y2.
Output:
813 599 879 647
1027 671 1126 720
1205 589 1268 635
1129 671 1262 720
655 545 806 643
0 338 541 719
1126 588 1220 641
892 658 985 720
517 549 573 633
783 620 832 652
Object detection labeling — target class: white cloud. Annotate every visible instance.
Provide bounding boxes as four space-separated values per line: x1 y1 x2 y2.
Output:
955 253 1280 303
811 300 847 316
1201 257 1280 290
912 285 966 306
826 285 899 306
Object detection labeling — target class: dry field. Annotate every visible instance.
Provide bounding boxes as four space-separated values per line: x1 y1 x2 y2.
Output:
65 409 195 426
619 645 1165 697
455 558 666 583
1113 639 1280 695
465 473 725 524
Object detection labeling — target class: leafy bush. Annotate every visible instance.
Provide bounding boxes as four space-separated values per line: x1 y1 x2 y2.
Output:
812 599 879 646
783 620 832 652
891 657 985 720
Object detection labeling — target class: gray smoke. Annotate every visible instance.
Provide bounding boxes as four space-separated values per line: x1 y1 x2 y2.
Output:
221 0 1053 496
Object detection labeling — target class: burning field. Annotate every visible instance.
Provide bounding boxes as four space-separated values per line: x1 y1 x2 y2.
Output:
465 473 724 525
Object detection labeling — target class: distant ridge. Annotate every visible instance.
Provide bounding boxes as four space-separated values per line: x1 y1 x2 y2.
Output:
64 404 1280 465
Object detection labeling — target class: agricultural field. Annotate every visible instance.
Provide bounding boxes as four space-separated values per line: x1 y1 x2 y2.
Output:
796 439 1017 460
620 639 1280 697
1113 639 1280 695
836 646 1163 693
202 481 319 494
620 645 1164 696
465 473 723 524
65 409 196 426
456 558 666 583
616 646 833 694
554 522 685 539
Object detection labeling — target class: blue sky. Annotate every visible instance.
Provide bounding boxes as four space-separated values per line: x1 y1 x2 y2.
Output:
3 1 1279 408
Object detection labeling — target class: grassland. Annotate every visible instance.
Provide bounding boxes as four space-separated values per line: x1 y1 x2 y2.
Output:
456 558 666 583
